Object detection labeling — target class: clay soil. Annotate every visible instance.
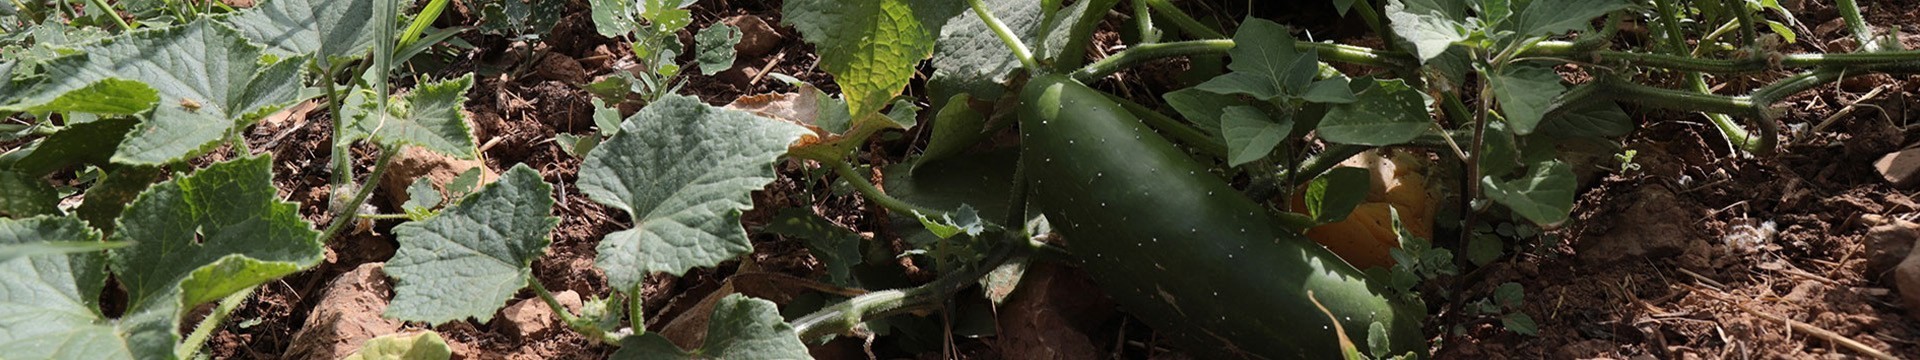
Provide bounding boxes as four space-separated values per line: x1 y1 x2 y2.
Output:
180 0 1920 359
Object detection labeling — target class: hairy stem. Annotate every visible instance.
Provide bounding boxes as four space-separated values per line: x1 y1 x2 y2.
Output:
1141 0 1225 39
1053 0 1121 72
1835 0 1876 50
791 232 1030 341
1132 0 1158 44
319 145 398 242
824 157 963 223
177 286 254 359
970 0 1040 72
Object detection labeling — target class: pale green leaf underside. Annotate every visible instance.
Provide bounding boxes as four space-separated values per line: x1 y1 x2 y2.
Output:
580 95 807 290
1481 160 1576 226
343 331 453 360
386 165 557 325
1319 79 1431 146
0 78 158 115
1385 0 1469 62
782 0 935 117
1508 0 1629 38
342 75 478 159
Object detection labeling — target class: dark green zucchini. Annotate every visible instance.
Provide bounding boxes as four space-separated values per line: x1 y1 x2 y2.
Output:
1019 75 1424 359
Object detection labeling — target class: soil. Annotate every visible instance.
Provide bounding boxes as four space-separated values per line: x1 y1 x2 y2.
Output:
143 0 1920 359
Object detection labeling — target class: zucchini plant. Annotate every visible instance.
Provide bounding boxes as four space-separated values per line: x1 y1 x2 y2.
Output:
2 0 1919 359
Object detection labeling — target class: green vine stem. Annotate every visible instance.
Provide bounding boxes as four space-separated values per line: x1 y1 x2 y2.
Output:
1132 0 1158 44
526 275 625 344
1141 0 1225 39
1835 0 1876 50
970 0 1040 71
1729 0 1759 49
177 286 255 359
1053 0 1121 73
791 232 1033 341
318 145 399 242
822 157 973 226
88 0 133 31
1072 40 1412 82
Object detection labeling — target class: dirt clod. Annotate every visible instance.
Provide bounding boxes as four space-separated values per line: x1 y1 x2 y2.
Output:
723 15 783 57
995 262 1116 360
285 263 401 360
1578 185 1692 263
1874 147 1920 188
497 292 573 339
1898 244 1920 320
536 53 590 85
380 146 497 210
1863 214 1920 278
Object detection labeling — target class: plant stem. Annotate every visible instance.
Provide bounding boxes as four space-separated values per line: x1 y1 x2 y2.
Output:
1132 0 1158 44
1072 40 1413 82
322 62 355 189
1835 0 1875 50
791 232 1029 341
318 145 398 242
1728 0 1759 50
1275 143 1368 187
1053 0 1121 73
177 286 254 359
1597 79 1761 116
824 157 961 223
1142 0 1225 39
628 284 644 336
87 0 133 31
969 0 1040 72
1101 92 1227 158
356 213 413 220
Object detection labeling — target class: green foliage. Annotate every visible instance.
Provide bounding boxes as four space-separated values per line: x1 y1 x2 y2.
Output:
474 0 564 38
0 169 58 217
340 74 478 159
386 165 557 325
613 295 810 359
1307 167 1371 223
1481 159 1577 226
1195 19 1320 101
579 95 807 289
343 331 453 360
1219 106 1290 166
694 23 741 75
219 0 379 65
783 0 935 118
763 208 865 287
1319 79 1430 146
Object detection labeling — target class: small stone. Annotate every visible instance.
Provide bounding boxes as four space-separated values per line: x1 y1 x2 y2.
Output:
1875 148 1920 188
722 15 783 57
380 146 496 211
1897 243 1920 320
497 297 559 339
1864 214 1920 277
1579 186 1692 263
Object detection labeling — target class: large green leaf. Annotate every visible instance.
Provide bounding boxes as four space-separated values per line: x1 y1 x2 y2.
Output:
1319 79 1432 145
1220 106 1290 166
386 165 557 325
1481 159 1576 226
3 156 326 360
1195 18 1316 100
340 74 477 159
111 154 324 310
474 0 565 36
9 118 135 177
924 0 1033 102
1489 64 1564 136
0 169 57 218
29 20 307 165
579 95 807 290
1385 0 1470 62
783 0 935 118
0 216 126 359
1506 0 1628 37
218 0 379 64
612 294 809 359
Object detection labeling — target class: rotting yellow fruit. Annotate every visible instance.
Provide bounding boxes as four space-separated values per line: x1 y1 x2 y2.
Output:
1291 150 1435 270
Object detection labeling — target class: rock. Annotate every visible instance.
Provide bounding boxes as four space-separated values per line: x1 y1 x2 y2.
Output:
380 146 497 211
1844 115 1902 159
286 263 402 359
1875 147 1920 188
996 262 1116 360
1580 186 1692 263
1898 242 1920 320
495 291 577 339
1863 214 1920 277
535 53 589 85
723 15 783 57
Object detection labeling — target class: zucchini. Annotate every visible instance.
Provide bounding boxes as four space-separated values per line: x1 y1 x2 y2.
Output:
1019 75 1424 359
